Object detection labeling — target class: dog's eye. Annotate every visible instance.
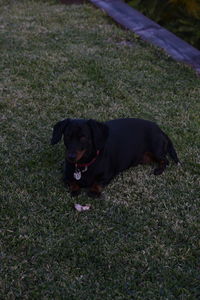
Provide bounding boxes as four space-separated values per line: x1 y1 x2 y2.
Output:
65 133 71 139
80 136 87 142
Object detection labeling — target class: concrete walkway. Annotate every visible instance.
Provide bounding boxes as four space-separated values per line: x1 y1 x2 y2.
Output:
90 0 200 74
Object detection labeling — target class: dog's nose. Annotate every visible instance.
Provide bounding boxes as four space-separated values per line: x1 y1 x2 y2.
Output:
68 152 77 161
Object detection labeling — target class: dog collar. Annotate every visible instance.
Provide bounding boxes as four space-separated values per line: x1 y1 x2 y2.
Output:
73 150 100 180
75 150 100 168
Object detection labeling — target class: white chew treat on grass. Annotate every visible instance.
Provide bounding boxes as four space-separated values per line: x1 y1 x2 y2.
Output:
74 204 91 212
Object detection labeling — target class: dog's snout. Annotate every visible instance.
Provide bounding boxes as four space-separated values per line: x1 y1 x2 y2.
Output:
68 152 77 161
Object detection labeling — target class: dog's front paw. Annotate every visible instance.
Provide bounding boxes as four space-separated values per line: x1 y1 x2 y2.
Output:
88 183 103 198
70 190 81 197
69 182 81 197
87 190 101 198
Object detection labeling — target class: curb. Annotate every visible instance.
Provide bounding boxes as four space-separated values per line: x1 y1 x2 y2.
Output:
89 0 200 74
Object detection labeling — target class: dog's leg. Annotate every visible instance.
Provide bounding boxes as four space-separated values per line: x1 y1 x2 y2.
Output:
153 158 169 175
69 181 81 197
152 137 169 175
88 183 103 198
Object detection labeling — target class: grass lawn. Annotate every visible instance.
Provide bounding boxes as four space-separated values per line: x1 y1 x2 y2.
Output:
0 0 200 298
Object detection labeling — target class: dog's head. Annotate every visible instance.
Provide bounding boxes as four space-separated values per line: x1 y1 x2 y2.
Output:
51 119 108 163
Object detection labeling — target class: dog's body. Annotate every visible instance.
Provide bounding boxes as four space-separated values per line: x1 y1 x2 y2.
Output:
51 118 179 197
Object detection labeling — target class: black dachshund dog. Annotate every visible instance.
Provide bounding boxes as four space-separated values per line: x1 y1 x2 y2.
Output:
51 118 179 197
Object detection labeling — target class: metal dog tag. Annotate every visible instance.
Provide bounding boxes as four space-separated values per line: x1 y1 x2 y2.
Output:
74 169 81 180
82 166 88 173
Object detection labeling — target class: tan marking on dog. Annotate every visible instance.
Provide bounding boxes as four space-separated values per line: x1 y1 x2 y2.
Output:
69 182 81 193
142 152 156 164
90 183 103 194
76 149 86 161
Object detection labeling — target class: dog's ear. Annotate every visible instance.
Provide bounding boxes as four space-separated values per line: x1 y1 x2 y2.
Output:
51 119 71 145
87 119 109 150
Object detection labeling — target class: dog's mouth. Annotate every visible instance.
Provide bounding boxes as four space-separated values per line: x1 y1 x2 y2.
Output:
67 149 86 163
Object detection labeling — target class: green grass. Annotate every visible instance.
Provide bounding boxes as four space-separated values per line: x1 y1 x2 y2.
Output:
0 0 200 299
